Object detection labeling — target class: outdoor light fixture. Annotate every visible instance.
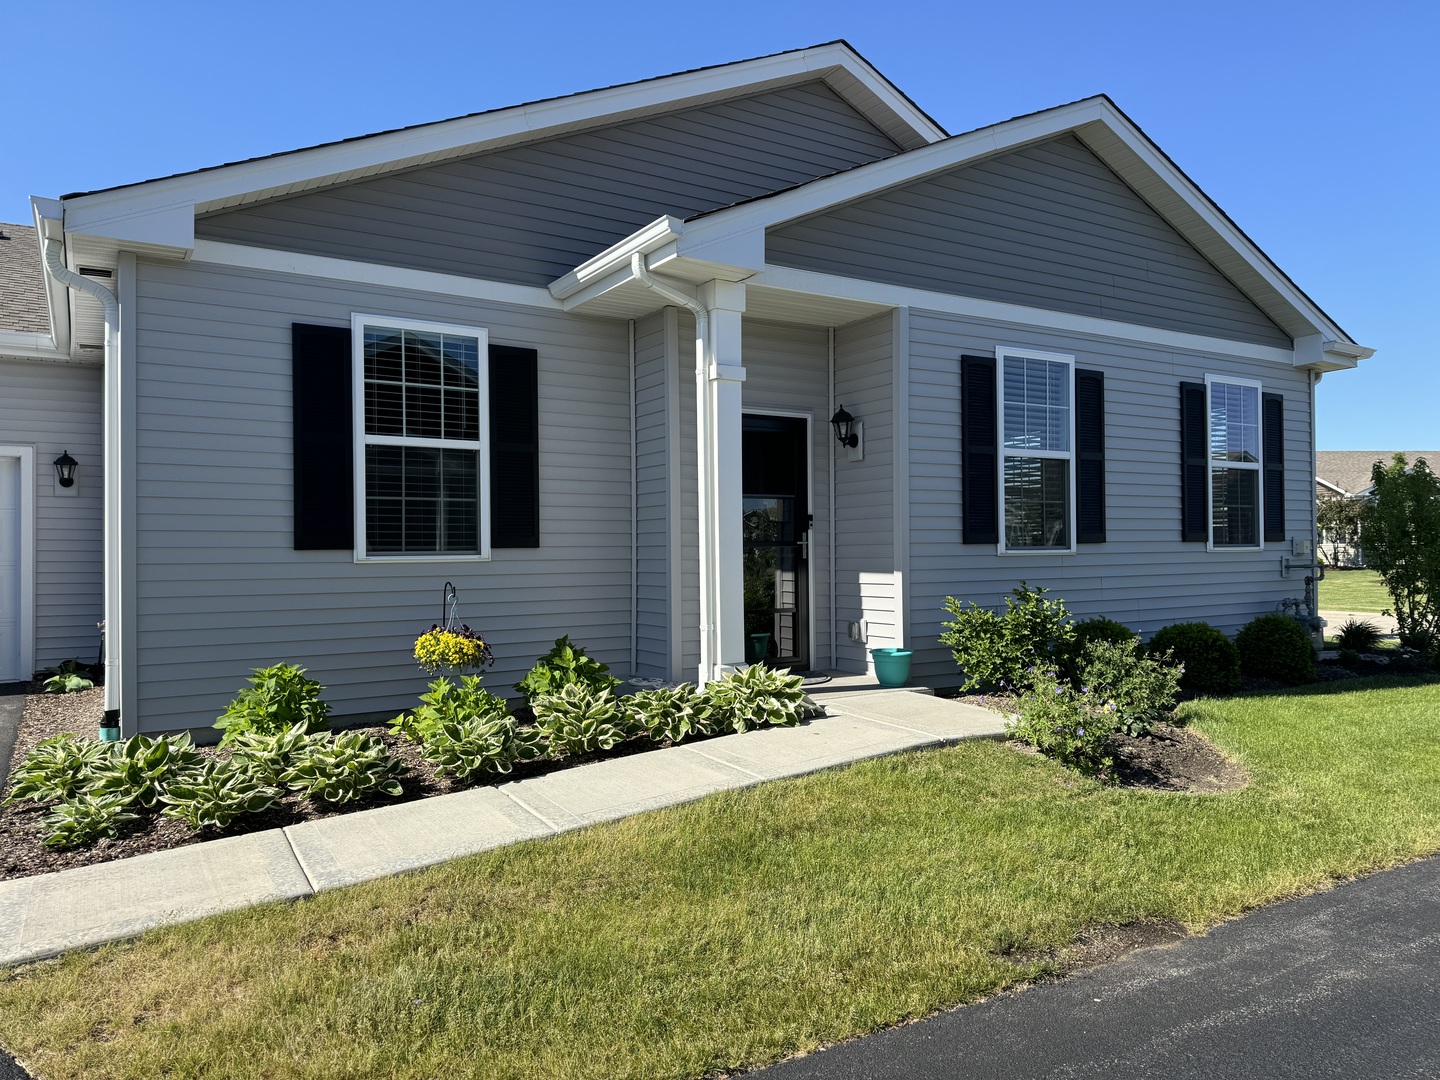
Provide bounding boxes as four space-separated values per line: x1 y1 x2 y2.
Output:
53 450 78 489
830 406 859 449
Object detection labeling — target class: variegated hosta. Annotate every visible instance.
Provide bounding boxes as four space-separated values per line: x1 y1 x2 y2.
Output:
88 733 205 808
420 713 545 781
699 665 814 733
161 760 281 830
40 793 139 848
280 731 405 804
227 722 328 785
391 676 511 743
4 733 115 806
621 684 707 745
532 683 629 757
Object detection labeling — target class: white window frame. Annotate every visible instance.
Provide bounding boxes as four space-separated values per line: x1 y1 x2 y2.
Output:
1204 373 1264 552
996 346 1077 555
352 313 491 563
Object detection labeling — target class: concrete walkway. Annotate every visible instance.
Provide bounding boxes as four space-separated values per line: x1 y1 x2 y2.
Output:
0 687 1004 969
1318 609 1398 636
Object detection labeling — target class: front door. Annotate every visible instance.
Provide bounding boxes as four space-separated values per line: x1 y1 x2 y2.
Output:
741 415 809 670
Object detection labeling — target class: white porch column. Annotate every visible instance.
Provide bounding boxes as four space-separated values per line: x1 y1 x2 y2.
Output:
697 280 746 681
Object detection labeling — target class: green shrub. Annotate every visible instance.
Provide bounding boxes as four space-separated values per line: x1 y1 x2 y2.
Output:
215 664 330 746
420 713 545 782
391 676 511 744
226 723 327 785
4 734 113 805
161 761 281 830
1236 614 1316 685
39 793 138 848
515 637 621 703
1006 666 1118 780
1077 638 1182 738
89 734 204 809
1361 453 1440 649
532 683 629 757
1334 619 1383 653
1337 648 1363 669
1146 622 1241 696
280 732 405 804
621 684 709 744
940 583 1074 692
698 665 814 734
1060 617 1138 684
1391 646 1436 674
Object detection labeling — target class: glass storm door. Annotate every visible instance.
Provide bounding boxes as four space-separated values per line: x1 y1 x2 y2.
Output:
741 415 809 670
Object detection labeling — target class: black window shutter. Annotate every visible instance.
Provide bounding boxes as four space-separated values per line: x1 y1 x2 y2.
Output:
1179 381 1208 542
1262 392 1285 542
1075 368 1106 544
292 323 354 550
961 354 998 545
489 344 540 548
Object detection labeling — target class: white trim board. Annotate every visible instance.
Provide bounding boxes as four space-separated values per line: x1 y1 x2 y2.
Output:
0 446 36 683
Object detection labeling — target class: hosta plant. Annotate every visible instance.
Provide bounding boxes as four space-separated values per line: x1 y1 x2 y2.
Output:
40 794 138 848
516 636 621 703
420 713 545 782
214 663 330 746
226 723 327 785
161 761 280 830
4 734 113 805
280 732 405 804
391 676 511 743
621 683 708 744
698 665 813 734
41 660 95 694
532 683 629 757
89 733 204 808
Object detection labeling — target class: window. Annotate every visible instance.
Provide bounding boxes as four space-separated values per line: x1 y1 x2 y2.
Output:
1205 375 1261 549
998 347 1075 552
352 314 490 559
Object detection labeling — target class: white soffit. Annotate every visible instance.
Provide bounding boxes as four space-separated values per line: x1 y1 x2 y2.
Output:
59 42 944 239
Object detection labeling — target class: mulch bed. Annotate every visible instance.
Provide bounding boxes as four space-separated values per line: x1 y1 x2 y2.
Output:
1106 722 1248 793
0 683 667 883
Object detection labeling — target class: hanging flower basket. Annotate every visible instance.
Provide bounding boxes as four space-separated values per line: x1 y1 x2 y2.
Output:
413 624 495 674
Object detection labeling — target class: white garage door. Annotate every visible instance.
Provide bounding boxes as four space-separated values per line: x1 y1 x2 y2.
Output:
0 452 27 682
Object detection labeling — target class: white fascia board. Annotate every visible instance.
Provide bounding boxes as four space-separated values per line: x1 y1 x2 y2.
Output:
61 201 195 256
1295 332 1367 372
0 331 67 362
192 241 562 310
30 198 70 356
55 44 940 248
752 265 1298 365
549 217 683 300
1317 477 1348 496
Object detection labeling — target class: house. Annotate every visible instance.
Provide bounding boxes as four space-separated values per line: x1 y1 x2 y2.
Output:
12 41 1372 737
1315 450 1438 567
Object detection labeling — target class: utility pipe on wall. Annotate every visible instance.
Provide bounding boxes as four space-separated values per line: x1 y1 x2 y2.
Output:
43 238 121 740
630 253 716 685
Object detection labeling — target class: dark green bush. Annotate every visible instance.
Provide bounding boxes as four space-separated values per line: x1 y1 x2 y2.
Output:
1334 619 1383 653
1146 622 1241 696
940 583 1074 692
1236 614 1316 685
1061 617 1138 684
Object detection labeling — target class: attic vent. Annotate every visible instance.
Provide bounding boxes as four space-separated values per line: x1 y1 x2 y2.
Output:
78 266 113 278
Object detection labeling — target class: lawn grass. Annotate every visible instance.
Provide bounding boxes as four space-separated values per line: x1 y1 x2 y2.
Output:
1319 568 1391 613
2 677 1439 1080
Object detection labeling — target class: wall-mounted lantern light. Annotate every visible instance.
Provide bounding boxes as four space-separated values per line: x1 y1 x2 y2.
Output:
53 450 78 489
829 406 859 449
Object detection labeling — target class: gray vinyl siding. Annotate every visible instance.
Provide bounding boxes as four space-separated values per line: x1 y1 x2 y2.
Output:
196 83 902 288
767 135 1291 349
633 310 670 679
130 258 633 732
0 358 104 669
741 319 833 671
833 313 896 672
905 308 1312 686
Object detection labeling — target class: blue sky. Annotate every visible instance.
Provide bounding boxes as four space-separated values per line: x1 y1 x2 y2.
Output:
3 0 1433 449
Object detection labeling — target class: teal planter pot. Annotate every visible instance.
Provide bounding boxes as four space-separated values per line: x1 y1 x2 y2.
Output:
870 647 913 688
746 632 771 664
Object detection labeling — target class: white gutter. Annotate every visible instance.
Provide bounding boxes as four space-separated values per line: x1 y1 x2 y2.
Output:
828 326 837 671
42 238 122 740
630 251 717 685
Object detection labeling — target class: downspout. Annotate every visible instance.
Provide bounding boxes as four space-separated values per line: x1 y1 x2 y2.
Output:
629 319 638 676
630 252 714 685
1310 369 1323 626
43 238 122 741
828 326 837 671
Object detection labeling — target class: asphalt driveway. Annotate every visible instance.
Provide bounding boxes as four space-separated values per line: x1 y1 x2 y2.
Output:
755 854 1440 1079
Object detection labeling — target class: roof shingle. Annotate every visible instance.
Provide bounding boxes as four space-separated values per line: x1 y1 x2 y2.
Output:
0 223 49 334
1316 451 1440 496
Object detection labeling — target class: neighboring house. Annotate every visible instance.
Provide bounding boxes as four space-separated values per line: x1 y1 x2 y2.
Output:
0 223 104 683
15 41 1373 736
1315 450 1439 567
